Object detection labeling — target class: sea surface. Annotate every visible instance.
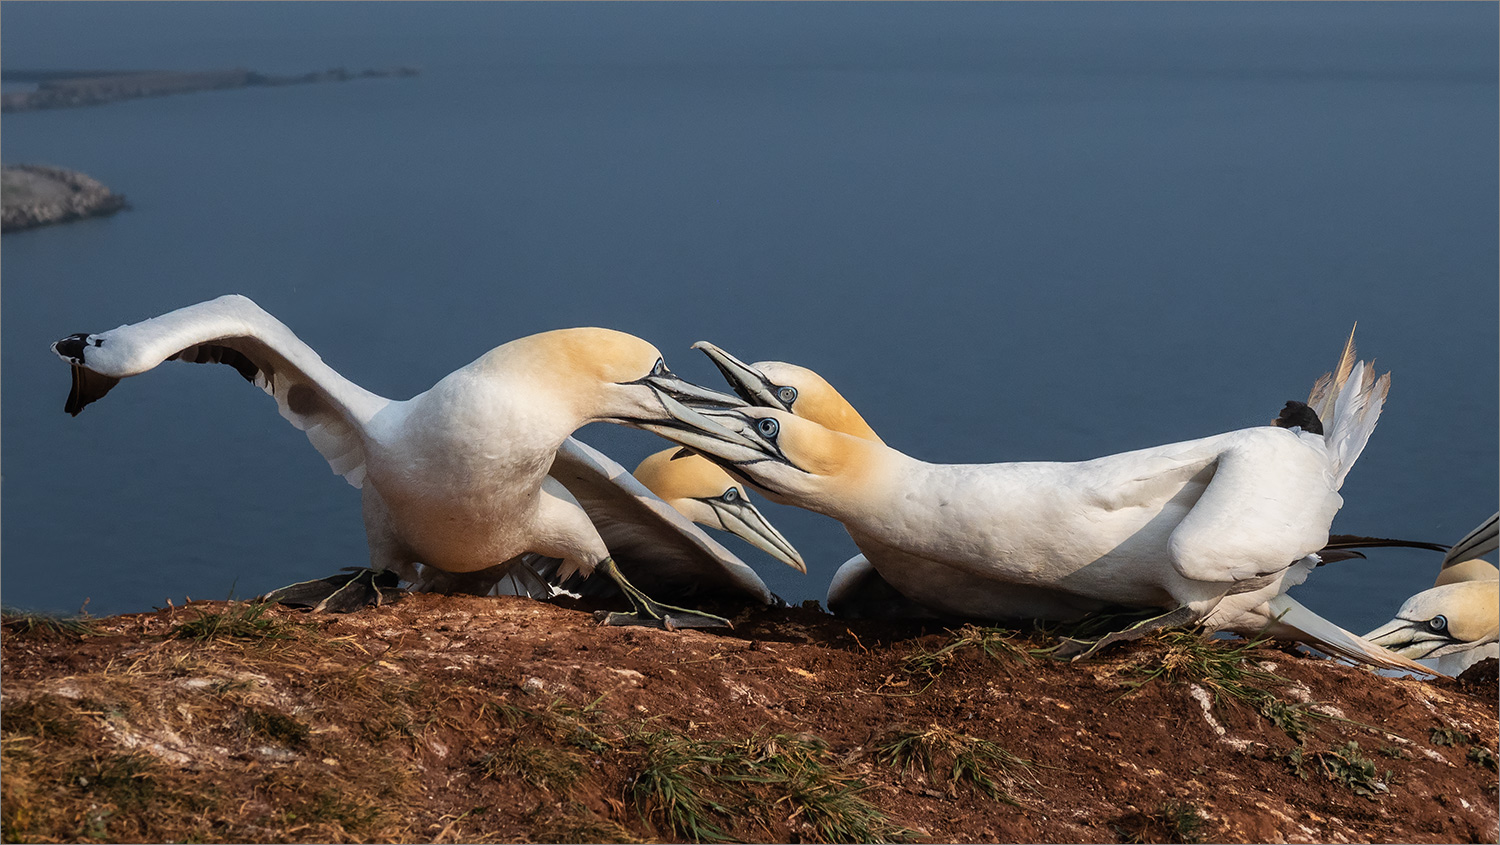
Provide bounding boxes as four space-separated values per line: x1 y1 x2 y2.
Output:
3 3 1495 635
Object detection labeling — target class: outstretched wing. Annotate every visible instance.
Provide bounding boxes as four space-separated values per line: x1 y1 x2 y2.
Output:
52 294 390 487
547 437 775 603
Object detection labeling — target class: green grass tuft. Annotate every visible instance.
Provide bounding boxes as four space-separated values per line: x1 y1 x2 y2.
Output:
169 602 298 642
1 608 99 641
875 724 1035 803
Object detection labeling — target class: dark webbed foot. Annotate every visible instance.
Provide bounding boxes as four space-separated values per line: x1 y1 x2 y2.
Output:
1053 605 1198 661
593 558 732 630
259 567 403 613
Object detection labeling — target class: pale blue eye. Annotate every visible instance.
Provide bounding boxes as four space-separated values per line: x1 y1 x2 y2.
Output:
777 386 797 405
1428 615 1448 633
721 488 740 504
757 418 779 438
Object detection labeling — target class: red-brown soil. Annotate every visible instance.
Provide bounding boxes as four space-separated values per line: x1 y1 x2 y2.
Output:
2 594 1495 844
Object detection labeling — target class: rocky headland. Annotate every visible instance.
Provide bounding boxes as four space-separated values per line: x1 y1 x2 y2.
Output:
1 165 128 233
1 66 419 113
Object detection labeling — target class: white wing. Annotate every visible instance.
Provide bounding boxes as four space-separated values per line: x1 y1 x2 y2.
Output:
1443 512 1499 568
1168 431 1339 584
52 294 390 487
548 437 775 603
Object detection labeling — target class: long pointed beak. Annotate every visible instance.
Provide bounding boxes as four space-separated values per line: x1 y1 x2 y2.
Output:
634 405 785 467
1362 618 1420 653
645 369 745 409
692 341 790 411
707 497 806 573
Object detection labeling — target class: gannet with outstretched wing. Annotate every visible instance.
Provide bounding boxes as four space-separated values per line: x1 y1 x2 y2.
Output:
662 332 1436 673
1365 512 1499 675
51 294 757 628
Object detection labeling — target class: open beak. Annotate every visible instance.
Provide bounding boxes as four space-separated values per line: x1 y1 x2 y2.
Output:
692 341 791 411
704 495 805 573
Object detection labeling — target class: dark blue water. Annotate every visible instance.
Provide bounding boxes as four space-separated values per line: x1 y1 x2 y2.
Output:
4 3 1495 634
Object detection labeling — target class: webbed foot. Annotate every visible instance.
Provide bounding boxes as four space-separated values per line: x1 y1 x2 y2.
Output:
1054 604 1198 661
593 558 731 630
259 567 403 613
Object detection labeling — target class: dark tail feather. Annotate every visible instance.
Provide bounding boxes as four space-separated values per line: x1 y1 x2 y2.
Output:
1324 534 1449 553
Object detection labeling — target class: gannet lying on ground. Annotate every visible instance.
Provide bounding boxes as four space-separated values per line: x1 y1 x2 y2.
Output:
51 294 757 628
1365 512 1499 675
664 333 1436 673
414 441 804 604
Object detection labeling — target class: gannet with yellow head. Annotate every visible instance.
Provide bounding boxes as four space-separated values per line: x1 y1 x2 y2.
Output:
660 332 1438 673
51 294 756 627
1365 512 1499 675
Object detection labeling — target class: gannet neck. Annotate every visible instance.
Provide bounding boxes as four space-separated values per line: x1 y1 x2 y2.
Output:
754 361 884 444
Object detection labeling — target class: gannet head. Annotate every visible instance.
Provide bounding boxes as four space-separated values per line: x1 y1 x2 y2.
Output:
633 448 805 572
1434 557 1499 587
692 341 884 443
483 328 752 439
636 403 888 513
1363 579 1500 660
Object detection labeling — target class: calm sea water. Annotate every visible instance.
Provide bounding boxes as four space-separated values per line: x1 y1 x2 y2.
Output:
3 3 1495 634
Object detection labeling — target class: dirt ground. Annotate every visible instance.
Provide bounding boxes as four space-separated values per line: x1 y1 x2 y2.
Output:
2 594 1495 844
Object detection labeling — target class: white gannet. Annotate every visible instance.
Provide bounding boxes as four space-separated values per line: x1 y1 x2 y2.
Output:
657 332 1437 673
51 294 760 628
694 342 938 620
696 341 1451 623
1365 512 1499 675
413 440 804 604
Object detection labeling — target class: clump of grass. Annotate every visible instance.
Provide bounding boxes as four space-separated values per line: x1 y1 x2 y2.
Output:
1286 741 1386 799
1 608 99 640
1113 800 1207 844
243 707 309 747
169 602 297 642
1429 726 1469 747
627 729 911 844
875 724 1035 803
1124 631 1331 744
1466 745 1497 771
886 625 1039 694
65 752 160 810
474 743 584 794
2 695 83 740
488 695 612 753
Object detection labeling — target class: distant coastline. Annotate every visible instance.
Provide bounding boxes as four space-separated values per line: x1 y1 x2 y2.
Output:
1 165 128 233
1 65 419 112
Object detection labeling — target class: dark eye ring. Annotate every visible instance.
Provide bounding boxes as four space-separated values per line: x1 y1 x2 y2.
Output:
1428 615 1448 633
776 385 797 405
721 488 740 504
651 358 666 376
757 417 779 438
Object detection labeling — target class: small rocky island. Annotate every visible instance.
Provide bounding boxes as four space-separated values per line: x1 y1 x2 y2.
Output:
1 165 128 233
1 66 419 113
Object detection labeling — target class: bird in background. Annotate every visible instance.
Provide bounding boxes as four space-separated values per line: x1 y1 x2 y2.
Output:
663 330 1437 674
51 294 772 629
1365 512 1498 675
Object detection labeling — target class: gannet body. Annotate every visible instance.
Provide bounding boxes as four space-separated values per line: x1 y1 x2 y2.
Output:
1366 512 1499 675
52 294 751 626
666 334 1437 673
418 440 803 604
